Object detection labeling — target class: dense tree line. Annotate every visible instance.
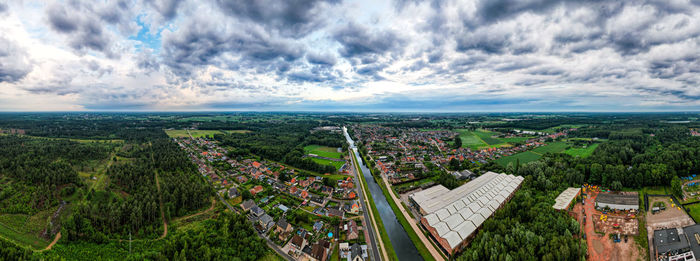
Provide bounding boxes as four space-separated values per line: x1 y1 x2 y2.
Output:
0 136 113 186
461 157 587 261
216 122 345 173
0 237 34 261
63 137 211 241
142 212 269 260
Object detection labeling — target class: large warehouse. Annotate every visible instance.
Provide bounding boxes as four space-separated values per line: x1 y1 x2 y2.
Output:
553 187 581 210
595 192 639 211
410 171 524 255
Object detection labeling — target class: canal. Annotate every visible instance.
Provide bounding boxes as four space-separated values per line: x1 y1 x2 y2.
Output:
344 127 423 261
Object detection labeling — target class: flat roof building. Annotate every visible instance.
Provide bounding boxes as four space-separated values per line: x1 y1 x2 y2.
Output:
595 193 639 210
653 227 695 261
413 171 524 256
553 187 581 210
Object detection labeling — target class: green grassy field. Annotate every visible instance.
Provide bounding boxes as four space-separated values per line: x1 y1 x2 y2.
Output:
532 142 570 154
310 158 345 170
687 204 700 223
0 210 52 250
455 129 509 149
223 130 251 134
165 129 223 138
495 151 542 167
303 145 342 159
564 143 599 158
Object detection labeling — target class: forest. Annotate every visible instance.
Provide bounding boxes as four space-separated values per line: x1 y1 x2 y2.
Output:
216 121 346 174
62 136 211 241
459 123 700 260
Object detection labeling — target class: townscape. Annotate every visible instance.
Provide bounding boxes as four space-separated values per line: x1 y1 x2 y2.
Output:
0 112 698 261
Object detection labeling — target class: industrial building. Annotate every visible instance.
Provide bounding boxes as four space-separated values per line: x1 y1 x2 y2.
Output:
652 224 700 261
553 187 581 210
595 192 639 211
410 171 524 255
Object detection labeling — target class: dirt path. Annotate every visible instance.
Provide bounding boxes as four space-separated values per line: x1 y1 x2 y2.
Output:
150 143 168 240
175 198 216 222
154 171 168 240
41 232 61 251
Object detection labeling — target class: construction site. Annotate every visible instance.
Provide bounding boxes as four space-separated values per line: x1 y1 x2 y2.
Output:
573 185 644 261
646 196 696 261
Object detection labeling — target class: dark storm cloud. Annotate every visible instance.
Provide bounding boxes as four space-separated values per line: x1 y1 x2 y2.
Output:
45 2 121 57
306 52 337 65
334 23 405 59
635 87 700 101
162 17 305 76
216 0 339 38
47 4 78 33
0 3 8 14
0 37 32 83
145 0 184 20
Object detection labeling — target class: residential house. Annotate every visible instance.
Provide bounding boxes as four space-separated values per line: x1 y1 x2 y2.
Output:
228 187 239 198
250 185 264 196
290 235 304 254
276 218 293 234
241 199 256 212
313 220 324 232
259 214 274 231
310 240 329 261
349 243 364 261
250 206 265 217
327 208 344 218
346 220 359 240
277 204 289 213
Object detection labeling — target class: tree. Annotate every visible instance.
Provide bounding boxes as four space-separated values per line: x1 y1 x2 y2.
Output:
454 135 462 148
242 190 253 200
671 176 683 198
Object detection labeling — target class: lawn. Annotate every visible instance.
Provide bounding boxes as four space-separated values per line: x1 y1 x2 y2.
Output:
495 151 542 167
303 145 342 159
455 129 520 150
310 158 345 170
164 129 223 138
564 143 599 158
687 204 700 223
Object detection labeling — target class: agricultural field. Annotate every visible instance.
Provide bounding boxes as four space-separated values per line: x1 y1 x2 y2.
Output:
310 157 345 170
495 142 574 167
495 151 542 167
303 145 342 159
564 143 599 158
455 129 531 150
165 129 223 138
532 142 570 154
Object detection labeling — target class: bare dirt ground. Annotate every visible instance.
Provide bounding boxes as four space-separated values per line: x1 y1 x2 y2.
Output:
575 190 644 261
593 214 639 235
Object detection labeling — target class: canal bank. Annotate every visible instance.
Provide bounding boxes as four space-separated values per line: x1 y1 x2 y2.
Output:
344 127 423 261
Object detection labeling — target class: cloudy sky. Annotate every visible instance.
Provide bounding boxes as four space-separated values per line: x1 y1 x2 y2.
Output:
0 0 699 111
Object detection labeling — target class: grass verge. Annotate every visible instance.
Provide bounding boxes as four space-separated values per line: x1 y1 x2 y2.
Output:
350 149 398 261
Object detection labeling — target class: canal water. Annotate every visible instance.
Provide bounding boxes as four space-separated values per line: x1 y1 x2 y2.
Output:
344 127 423 261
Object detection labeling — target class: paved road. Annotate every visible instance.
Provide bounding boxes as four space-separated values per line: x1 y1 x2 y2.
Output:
349 149 383 261
345 127 383 261
176 138 294 261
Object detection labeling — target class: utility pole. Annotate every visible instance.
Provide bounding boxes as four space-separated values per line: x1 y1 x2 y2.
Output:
129 231 132 255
